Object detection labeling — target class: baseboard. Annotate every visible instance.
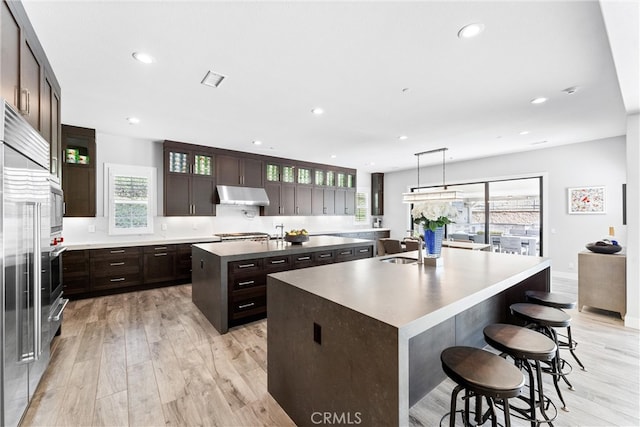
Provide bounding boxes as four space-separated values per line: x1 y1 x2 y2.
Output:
624 315 640 330
552 271 578 281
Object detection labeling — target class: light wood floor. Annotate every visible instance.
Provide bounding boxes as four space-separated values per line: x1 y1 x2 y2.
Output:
22 278 639 427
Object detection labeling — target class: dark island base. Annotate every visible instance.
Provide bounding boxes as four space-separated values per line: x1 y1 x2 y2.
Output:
268 266 550 426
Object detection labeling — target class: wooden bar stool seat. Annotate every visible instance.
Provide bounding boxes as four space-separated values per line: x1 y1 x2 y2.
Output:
510 303 574 411
484 323 559 425
525 290 586 371
441 346 525 426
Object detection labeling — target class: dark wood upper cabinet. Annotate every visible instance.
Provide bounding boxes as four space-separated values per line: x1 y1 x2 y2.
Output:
62 124 96 217
1 0 62 179
1 1 20 109
163 141 216 216
371 173 384 216
216 154 264 187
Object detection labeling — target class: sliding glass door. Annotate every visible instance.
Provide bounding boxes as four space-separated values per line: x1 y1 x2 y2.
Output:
411 176 543 255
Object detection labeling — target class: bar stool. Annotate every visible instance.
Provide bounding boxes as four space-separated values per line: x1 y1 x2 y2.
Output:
484 323 559 426
440 346 525 426
525 290 586 371
510 303 573 411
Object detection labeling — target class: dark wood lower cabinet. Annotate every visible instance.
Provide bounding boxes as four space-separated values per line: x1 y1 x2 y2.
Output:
143 245 177 284
227 245 374 327
63 242 204 299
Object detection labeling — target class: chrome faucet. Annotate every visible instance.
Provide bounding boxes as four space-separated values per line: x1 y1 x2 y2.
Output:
408 237 424 264
275 224 284 242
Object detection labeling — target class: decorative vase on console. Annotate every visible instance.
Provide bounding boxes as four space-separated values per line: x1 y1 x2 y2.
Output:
411 201 458 258
424 227 445 257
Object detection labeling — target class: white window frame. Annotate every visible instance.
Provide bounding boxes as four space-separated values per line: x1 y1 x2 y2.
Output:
105 163 156 235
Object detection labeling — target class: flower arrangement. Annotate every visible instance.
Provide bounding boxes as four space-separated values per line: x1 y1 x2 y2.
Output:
411 202 458 231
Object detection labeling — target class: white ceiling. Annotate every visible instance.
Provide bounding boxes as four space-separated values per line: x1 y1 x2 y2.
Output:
21 0 630 173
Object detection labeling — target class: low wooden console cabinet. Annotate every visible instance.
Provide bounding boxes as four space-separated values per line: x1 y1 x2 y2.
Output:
578 250 626 318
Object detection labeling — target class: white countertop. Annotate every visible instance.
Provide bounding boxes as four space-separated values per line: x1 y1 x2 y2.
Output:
62 227 389 251
64 236 222 251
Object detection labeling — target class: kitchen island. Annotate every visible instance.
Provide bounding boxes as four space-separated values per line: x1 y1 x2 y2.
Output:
192 236 374 334
267 248 550 426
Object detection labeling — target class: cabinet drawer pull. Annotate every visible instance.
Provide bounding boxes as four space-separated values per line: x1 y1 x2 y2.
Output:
154 247 168 250
340 251 351 255
110 262 125 266
110 277 126 282
358 249 369 253
238 280 255 287
270 259 286 264
238 302 255 309
110 250 125 254
238 263 256 269
154 253 168 257
319 254 331 258
297 256 311 261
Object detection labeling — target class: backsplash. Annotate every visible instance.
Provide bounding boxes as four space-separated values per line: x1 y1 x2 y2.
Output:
63 204 369 245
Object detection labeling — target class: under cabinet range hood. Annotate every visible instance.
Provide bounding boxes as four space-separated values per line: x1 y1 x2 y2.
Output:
216 185 270 206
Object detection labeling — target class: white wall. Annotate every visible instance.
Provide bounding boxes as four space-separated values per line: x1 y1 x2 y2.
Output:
625 114 639 329
63 132 374 245
384 136 627 279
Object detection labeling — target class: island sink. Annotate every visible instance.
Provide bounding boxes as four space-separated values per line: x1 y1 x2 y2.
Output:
380 256 417 264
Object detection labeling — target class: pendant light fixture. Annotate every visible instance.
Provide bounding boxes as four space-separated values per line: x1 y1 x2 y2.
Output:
402 147 463 203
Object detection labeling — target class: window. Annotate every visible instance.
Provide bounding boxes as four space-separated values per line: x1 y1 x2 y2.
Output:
105 164 156 235
355 192 366 222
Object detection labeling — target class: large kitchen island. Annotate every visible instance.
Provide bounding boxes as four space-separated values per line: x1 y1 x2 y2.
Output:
267 248 551 426
192 236 374 334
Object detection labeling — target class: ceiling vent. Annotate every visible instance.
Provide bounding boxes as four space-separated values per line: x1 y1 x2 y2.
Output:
201 70 226 88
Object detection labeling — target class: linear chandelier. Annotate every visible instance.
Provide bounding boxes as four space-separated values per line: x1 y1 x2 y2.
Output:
402 147 463 203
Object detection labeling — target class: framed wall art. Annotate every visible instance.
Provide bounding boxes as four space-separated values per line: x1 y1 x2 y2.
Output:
568 186 606 214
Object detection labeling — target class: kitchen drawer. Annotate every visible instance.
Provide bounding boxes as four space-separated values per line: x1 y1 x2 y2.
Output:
353 245 373 259
91 255 141 277
91 246 142 258
314 250 335 264
292 253 315 269
143 244 177 254
92 273 142 290
228 258 263 276
264 254 292 272
229 275 266 292
229 291 267 320
335 247 356 262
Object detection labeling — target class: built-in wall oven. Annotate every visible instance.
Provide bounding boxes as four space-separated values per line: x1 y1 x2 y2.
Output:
48 182 68 342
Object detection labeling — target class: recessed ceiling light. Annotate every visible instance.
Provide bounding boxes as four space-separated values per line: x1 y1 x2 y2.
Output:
311 108 324 115
519 131 530 135
398 135 408 140
530 97 548 104
562 86 579 95
132 52 154 64
252 140 262 145
330 154 337 158
201 70 226 88
127 117 140 124
457 23 485 39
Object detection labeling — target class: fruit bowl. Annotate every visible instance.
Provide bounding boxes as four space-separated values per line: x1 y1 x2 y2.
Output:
285 234 309 244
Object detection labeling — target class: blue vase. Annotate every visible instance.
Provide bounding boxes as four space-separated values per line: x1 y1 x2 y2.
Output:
424 227 444 257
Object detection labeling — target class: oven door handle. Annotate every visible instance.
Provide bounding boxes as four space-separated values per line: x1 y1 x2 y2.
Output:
51 245 67 258
49 298 69 322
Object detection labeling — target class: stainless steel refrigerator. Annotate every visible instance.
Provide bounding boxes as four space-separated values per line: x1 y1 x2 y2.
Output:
1 100 51 426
